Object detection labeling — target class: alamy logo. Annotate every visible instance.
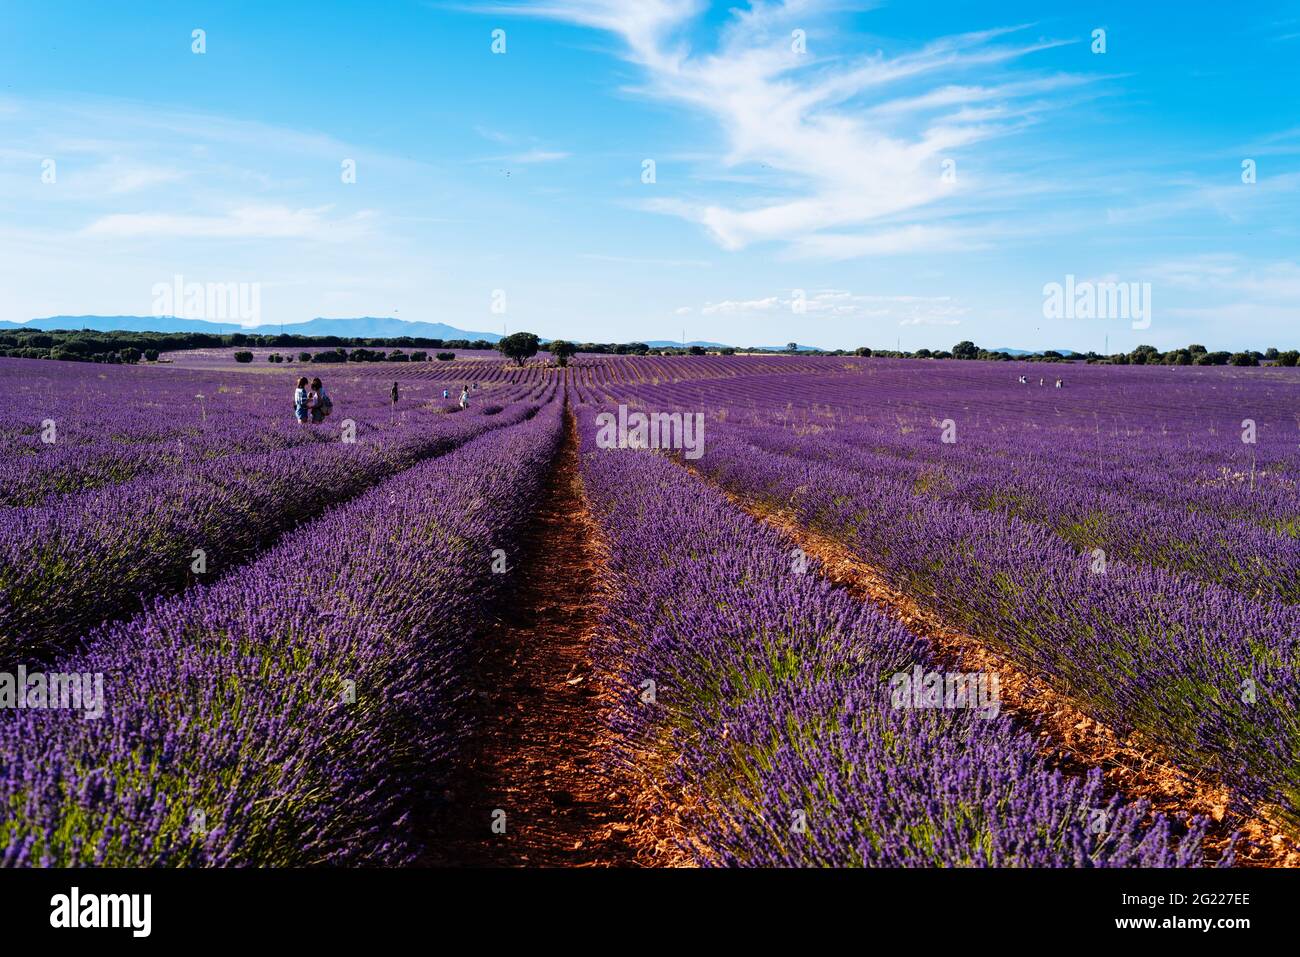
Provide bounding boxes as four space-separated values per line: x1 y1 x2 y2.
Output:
0 667 104 720
890 666 1000 719
50 887 151 937
1042 274 1151 329
595 404 704 460
152 274 261 324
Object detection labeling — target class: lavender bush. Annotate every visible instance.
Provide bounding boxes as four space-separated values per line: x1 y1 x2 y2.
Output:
0 403 562 866
575 403 1210 866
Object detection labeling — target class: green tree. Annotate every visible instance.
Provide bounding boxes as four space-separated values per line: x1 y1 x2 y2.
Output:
952 340 978 360
548 340 577 367
497 332 540 366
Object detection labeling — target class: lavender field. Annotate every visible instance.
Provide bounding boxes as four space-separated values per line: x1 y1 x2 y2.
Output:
1 351 1297 868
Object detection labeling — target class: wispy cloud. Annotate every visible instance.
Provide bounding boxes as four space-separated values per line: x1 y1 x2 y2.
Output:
1150 255 1300 329
690 288 966 325
486 1 1083 257
509 148 571 163
581 252 711 267
81 205 374 240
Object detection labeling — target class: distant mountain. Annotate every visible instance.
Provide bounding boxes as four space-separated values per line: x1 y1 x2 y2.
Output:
2 316 231 334
638 341 826 352
2 316 503 341
644 340 733 349
989 347 1079 357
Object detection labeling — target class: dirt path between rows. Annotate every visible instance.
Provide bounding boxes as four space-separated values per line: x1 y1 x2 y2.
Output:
423 411 670 866
680 462 1299 868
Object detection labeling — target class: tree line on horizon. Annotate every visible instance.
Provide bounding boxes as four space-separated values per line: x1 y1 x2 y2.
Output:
0 328 1295 368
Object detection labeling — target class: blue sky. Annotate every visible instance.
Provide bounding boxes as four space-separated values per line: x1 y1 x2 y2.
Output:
1 0 1298 351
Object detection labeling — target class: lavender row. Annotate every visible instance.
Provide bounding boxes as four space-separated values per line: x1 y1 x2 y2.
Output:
694 419 1300 827
0 363 539 507
0 423 337 507
0 402 563 866
574 406 1209 866
719 420 1300 602
0 394 549 663
597 362 1300 525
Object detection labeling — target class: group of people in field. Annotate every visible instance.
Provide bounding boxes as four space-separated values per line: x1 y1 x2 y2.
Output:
1018 374 1064 388
439 384 475 407
293 377 333 425
292 378 480 423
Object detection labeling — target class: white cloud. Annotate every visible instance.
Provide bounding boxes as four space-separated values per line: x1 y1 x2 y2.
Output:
899 316 961 326
694 288 966 324
788 225 980 259
81 205 373 241
1148 255 1300 333
489 2 1082 257
581 253 711 267
510 149 571 163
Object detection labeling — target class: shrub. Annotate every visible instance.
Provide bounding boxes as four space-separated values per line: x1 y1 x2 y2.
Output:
436 352 456 361
234 351 254 363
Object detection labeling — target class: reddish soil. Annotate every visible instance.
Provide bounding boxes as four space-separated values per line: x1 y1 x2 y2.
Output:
423 411 677 866
684 464 1300 868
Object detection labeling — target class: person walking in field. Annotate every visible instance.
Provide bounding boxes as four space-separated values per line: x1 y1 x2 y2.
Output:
459 385 470 409
309 377 333 424
442 388 449 400
1055 377 1063 389
294 377 311 425
390 381 400 406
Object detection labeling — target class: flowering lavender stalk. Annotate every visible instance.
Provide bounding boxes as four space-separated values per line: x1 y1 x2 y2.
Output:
0 401 562 867
0 398 546 663
690 418 1300 828
574 404 1208 867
